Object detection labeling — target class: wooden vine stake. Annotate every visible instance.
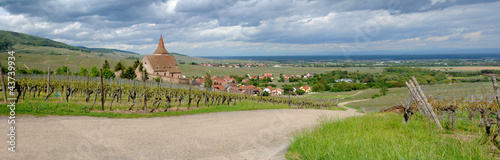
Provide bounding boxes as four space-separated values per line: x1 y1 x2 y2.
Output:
490 76 500 140
492 76 500 107
405 76 443 129
0 62 7 103
100 69 104 111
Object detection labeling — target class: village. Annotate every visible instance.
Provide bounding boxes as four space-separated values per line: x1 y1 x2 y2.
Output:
132 35 327 97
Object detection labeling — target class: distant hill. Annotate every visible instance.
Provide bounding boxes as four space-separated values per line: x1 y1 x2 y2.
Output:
0 30 90 52
0 30 251 75
77 46 140 55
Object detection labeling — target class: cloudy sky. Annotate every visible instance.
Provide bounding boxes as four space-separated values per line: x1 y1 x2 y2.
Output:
0 0 499 56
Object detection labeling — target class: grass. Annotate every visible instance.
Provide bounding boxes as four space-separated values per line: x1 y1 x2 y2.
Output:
179 64 382 77
306 90 360 99
427 66 500 71
287 113 493 160
349 82 494 113
0 100 294 118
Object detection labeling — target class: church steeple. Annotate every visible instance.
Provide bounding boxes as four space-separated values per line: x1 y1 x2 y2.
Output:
153 35 169 55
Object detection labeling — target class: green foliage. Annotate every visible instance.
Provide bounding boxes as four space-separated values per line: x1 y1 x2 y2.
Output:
120 66 137 80
56 66 69 75
262 91 270 96
0 30 91 52
89 67 100 77
204 72 212 90
133 59 141 68
114 62 125 71
102 68 115 79
138 62 144 71
102 60 110 69
371 94 381 99
18 68 44 74
312 83 325 92
296 89 305 95
154 77 162 82
287 113 490 159
79 67 88 76
282 85 294 94
380 87 388 96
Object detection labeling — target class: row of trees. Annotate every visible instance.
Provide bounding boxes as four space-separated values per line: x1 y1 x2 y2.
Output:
16 59 143 80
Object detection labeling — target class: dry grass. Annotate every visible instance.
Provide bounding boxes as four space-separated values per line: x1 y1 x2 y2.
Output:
427 66 500 71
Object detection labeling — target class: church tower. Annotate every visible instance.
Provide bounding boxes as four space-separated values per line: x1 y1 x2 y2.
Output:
153 35 169 55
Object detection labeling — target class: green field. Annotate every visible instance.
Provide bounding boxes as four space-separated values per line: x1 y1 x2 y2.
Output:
287 113 492 159
179 64 383 77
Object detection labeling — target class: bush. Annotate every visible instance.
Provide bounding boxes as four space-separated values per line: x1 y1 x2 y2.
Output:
262 91 270 96
372 94 381 99
296 89 305 95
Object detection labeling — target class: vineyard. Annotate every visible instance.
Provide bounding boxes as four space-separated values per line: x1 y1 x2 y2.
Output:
3 71 340 116
397 76 500 143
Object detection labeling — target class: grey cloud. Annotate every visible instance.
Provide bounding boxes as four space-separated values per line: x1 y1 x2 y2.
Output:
0 0 499 55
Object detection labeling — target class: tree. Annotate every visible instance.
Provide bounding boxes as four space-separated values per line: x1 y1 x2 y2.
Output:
102 68 115 79
103 60 110 69
142 68 149 80
296 89 305 95
56 66 69 75
262 91 270 96
90 67 100 77
133 59 141 68
120 66 137 79
114 62 125 71
204 72 212 90
312 83 325 92
79 67 89 76
138 62 144 71
282 85 294 94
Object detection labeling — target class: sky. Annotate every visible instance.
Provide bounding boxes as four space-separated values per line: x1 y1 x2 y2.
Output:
0 0 499 56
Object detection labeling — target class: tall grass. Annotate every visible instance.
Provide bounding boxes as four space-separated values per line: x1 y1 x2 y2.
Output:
287 113 492 159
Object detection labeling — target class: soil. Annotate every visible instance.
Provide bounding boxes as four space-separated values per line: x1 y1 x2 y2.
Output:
380 105 405 114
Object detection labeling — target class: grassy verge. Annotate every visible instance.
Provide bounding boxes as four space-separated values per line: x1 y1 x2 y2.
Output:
0 100 298 118
287 113 493 159
344 104 363 113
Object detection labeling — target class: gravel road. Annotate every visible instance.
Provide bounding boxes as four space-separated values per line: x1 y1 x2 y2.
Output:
1 109 362 160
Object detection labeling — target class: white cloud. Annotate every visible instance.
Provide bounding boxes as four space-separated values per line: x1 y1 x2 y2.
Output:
463 31 483 41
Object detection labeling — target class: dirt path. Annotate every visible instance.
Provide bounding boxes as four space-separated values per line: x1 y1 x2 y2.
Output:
340 90 364 100
337 98 370 113
1 109 362 160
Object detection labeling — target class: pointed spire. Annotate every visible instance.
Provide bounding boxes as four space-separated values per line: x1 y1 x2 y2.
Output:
153 35 169 55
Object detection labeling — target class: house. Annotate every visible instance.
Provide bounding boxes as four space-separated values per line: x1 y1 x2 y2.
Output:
300 86 311 93
263 86 273 94
239 85 261 95
212 85 224 92
306 73 315 78
272 88 284 96
136 35 182 80
263 86 284 96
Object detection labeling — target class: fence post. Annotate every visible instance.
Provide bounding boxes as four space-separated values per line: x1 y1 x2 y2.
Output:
0 62 7 103
411 76 443 130
100 69 104 111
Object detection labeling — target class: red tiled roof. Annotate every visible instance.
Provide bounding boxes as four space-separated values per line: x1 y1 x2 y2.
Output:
143 55 180 73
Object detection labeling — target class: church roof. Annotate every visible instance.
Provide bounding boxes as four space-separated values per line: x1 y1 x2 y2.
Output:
144 55 180 73
153 35 169 55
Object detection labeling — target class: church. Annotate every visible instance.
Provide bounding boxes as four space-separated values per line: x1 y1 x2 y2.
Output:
136 35 185 82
